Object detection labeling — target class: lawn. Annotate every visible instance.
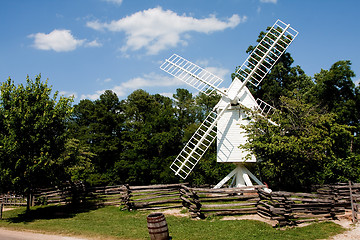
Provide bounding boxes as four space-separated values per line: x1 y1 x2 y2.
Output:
0 205 346 240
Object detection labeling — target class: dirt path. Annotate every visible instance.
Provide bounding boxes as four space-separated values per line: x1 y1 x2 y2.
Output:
0 228 88 240
326 220 360 240
1 208 89 240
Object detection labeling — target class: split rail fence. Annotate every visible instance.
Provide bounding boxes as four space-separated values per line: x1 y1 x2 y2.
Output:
180 185 263 218
0 194 27 219
2 182 359 226
0 194 27 207
33 183 183 211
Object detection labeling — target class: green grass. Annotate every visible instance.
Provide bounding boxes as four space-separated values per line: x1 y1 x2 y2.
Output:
0 205 346 240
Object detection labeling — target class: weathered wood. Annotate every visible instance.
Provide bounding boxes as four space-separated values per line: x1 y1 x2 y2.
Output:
129 183 184 190
286 198 333 204
134 193 179 202
197 195 259 202
202 208 257 215
180 196 201 206
349 181 359 223
132 189 178 196
188 185 265 193
138 205 182 211
292 213 332 219
133 197 180 208
0 203 3 219
201 202 257 208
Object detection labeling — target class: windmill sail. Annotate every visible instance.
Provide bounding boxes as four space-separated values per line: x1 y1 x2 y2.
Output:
236 19 298 87
170 104 230 179
160 54 226 96
256 98 276 116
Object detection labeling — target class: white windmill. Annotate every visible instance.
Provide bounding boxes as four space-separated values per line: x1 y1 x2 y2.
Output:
160 19 298 188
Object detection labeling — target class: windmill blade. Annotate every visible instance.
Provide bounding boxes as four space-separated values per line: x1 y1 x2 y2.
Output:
160 54 226 96
254 98 278 126
170 103 231 179
255 98 276 116
236 19 298 87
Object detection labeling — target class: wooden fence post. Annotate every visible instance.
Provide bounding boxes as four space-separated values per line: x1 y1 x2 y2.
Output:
0 203 3 219
349 181 358 223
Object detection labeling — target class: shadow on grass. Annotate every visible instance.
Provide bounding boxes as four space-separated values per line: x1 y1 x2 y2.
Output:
6 203 100 223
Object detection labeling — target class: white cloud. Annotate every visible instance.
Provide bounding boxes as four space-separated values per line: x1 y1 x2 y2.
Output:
80 72 183 100
28 29 85 52
80 91 104 101
102 0 123 5
85 39 102 47
354 78 360 86
87 7 246 55
195 59 230 81
115 72 182 95
159 92 175 99
260 0 277 3
29 29 101 52
80 60 231 101
204 67 230 81
59 91 78 99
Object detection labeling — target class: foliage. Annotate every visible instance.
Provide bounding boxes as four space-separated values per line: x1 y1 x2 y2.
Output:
68 90 122 185
0 75 73 209
56 138 95 183
244 94 357 191
310 60 357 126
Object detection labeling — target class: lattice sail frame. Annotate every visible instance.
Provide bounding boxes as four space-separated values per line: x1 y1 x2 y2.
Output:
170 110 218 179
236 19 298 87
160 54 225 96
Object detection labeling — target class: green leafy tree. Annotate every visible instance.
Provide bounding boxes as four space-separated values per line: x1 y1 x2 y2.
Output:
354 84 360 154
118 90 182 184
310 60 356 126
0 75 73 210
243 94 355 191
195 90 221 121
69 90 123 185
57 138 95 183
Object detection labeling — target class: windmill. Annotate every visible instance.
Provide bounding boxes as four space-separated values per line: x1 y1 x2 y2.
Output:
160 19 298 188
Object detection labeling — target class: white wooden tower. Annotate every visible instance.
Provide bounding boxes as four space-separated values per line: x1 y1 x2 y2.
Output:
160 19 298 188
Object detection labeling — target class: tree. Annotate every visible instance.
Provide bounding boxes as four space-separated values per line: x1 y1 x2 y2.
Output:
57 138 95 183
118 89 182 184
195 90 221 121
0 75 73 210
310 60 356 126
69 90 123 185
243 94 355 191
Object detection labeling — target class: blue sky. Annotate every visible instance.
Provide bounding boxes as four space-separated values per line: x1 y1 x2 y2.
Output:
1 0 359 102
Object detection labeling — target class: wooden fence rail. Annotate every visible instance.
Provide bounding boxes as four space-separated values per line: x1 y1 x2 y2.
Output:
3 182 360 227
0 195 27 207
180 185 264 219
257 189 345 226
33 183 184 211
122 183 183 211
0 194 27 219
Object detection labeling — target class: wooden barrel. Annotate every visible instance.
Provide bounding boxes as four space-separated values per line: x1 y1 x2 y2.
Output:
147 213 169 240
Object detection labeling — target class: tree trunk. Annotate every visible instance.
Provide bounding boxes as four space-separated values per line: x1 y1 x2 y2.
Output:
26 189 33 213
